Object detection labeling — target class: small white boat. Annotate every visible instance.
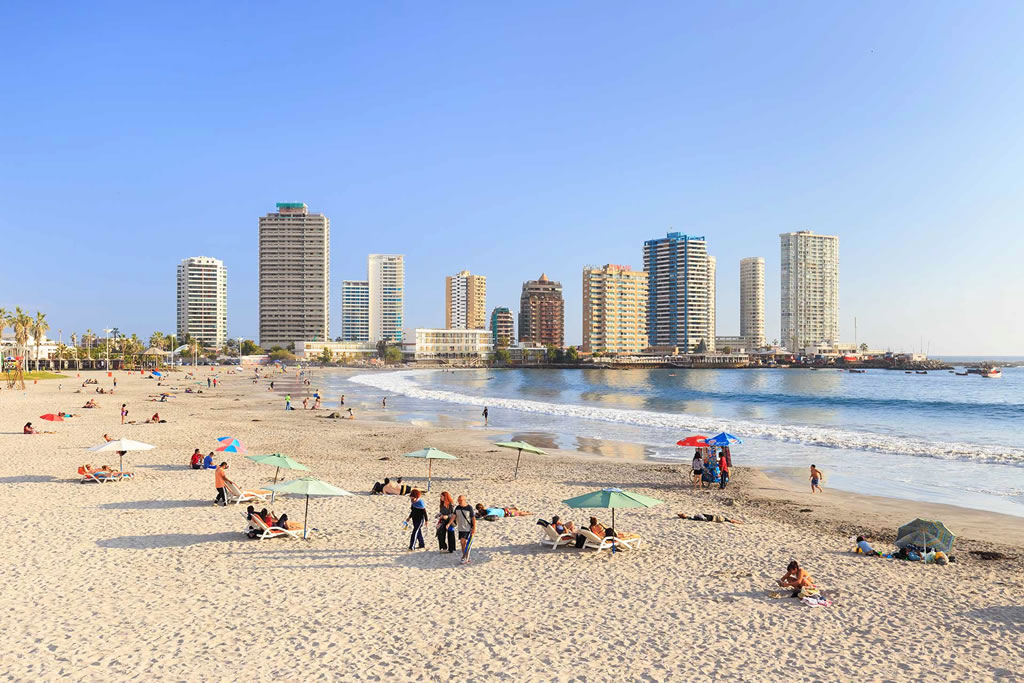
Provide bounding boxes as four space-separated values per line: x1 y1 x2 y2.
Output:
982 367 1002 378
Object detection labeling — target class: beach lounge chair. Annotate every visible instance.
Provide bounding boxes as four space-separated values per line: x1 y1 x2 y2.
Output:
538 524 575 550
247 514 304 540
224 481 272 505
78 466 120 483
578 528 641 552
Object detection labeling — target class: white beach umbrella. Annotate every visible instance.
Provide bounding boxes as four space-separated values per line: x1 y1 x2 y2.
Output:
88 438 155 473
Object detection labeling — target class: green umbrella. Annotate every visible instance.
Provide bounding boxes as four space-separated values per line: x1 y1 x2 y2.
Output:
246 453 310 484
402 447 456 491
562 487 664 529
494 441 546 480
896 518 955 555
265 477 354 539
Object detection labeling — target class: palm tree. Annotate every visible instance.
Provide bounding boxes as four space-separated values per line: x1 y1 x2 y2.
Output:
149 331 165 350
31 312 49 371
55 343 68 371
0 307 9 339
188 337 203 366
70 332 80 371
12 308 32 368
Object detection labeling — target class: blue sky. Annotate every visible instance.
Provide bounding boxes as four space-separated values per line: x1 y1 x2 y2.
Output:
1 2 1022 354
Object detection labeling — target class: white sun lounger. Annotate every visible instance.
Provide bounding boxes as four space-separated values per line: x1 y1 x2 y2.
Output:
538 524 575 549
578 528 641 552
224 481 272 505
78 467 121 483
248 514 304 540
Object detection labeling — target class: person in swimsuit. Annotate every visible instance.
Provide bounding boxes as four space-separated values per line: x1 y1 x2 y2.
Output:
778 560 815 593
810 465 823 493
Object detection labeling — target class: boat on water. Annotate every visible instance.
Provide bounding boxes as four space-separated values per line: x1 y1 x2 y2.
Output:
982 367 1002 379
915 371 928 374
849 369 866 373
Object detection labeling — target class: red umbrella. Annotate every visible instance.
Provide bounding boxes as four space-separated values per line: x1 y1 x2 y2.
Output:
676 435 709 447
40 414 64 422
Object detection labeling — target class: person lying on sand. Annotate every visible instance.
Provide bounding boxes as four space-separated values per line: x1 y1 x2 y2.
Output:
855 535 882 556
145 413 166 423
82 399 98 408
778 560 815 591
677 512 743 525
475 504 532 519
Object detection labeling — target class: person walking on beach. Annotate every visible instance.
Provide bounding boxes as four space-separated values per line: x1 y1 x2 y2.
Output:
270 380 275 390
691 451 703 487
382 397 387 409
113 377 117 388
405 489 428 550
718 451 730 490
482 407 489 425
285 394 294 411
213 462 232 507
810 464 824 493
455 495 476 564
207 377 211 388
302 397 309 410
120 403 128 425
436 491 456 553
340 394 345 406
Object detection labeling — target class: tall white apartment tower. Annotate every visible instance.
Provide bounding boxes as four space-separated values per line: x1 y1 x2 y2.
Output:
176 256 227 349
368 254 405 343
740 257 766 349
340 280 370 342
258 202 330 347
446 270 487 330
643 232 712 352
780 231 839 352
706 255 716 351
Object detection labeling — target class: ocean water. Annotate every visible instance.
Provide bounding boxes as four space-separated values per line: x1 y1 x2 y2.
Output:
316 365 1024 517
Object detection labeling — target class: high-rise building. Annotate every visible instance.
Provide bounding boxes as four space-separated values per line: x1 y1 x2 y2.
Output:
445 270 487 330
780 231 839 351
582 264 648 354
643 232 713 352
340 280 370 342
176 256 227 349
258 202 329 347
368 254 405 343
706 255 716 352
519 273 564 347
740 257 766 349
490 307 514 347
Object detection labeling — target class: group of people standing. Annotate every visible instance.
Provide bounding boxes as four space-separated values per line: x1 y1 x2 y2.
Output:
405 489 477 564
691 447 730 489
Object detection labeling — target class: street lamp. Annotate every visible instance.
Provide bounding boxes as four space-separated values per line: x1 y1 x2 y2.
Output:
238 337 243 367
103 328 112 371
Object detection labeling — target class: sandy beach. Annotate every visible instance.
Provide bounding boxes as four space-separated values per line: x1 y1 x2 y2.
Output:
0 369 1021 681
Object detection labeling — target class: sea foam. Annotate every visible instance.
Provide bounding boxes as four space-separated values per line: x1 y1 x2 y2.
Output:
350 370 1024 467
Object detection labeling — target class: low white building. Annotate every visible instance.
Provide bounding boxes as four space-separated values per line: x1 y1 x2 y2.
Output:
415 328 492 361
294 340 379 361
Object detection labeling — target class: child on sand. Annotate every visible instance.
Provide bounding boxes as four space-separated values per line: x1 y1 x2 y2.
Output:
810 465 824 493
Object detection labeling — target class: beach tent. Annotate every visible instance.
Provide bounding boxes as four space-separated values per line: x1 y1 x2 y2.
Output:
896 519 955 555
494 441 546 480
402 447 456 491
246 453 309 484
264 477 353 539
562 487 663 529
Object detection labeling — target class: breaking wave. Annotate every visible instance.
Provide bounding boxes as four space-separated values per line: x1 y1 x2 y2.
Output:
349 370 1024 467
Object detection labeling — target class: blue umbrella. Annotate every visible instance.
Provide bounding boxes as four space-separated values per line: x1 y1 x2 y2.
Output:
706 432 742 446
151 370 163 377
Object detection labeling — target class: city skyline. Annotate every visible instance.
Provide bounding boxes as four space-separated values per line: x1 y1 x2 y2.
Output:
2 4 1022 355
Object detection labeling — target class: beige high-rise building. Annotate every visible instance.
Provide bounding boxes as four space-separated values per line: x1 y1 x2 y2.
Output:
740 257 766 349
176 256 227 349
706 255 716 352
582 264 648 354
445 270 487 329
780 231 839 352
643 232 713 352
368 254 405 343
258 202 329 347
